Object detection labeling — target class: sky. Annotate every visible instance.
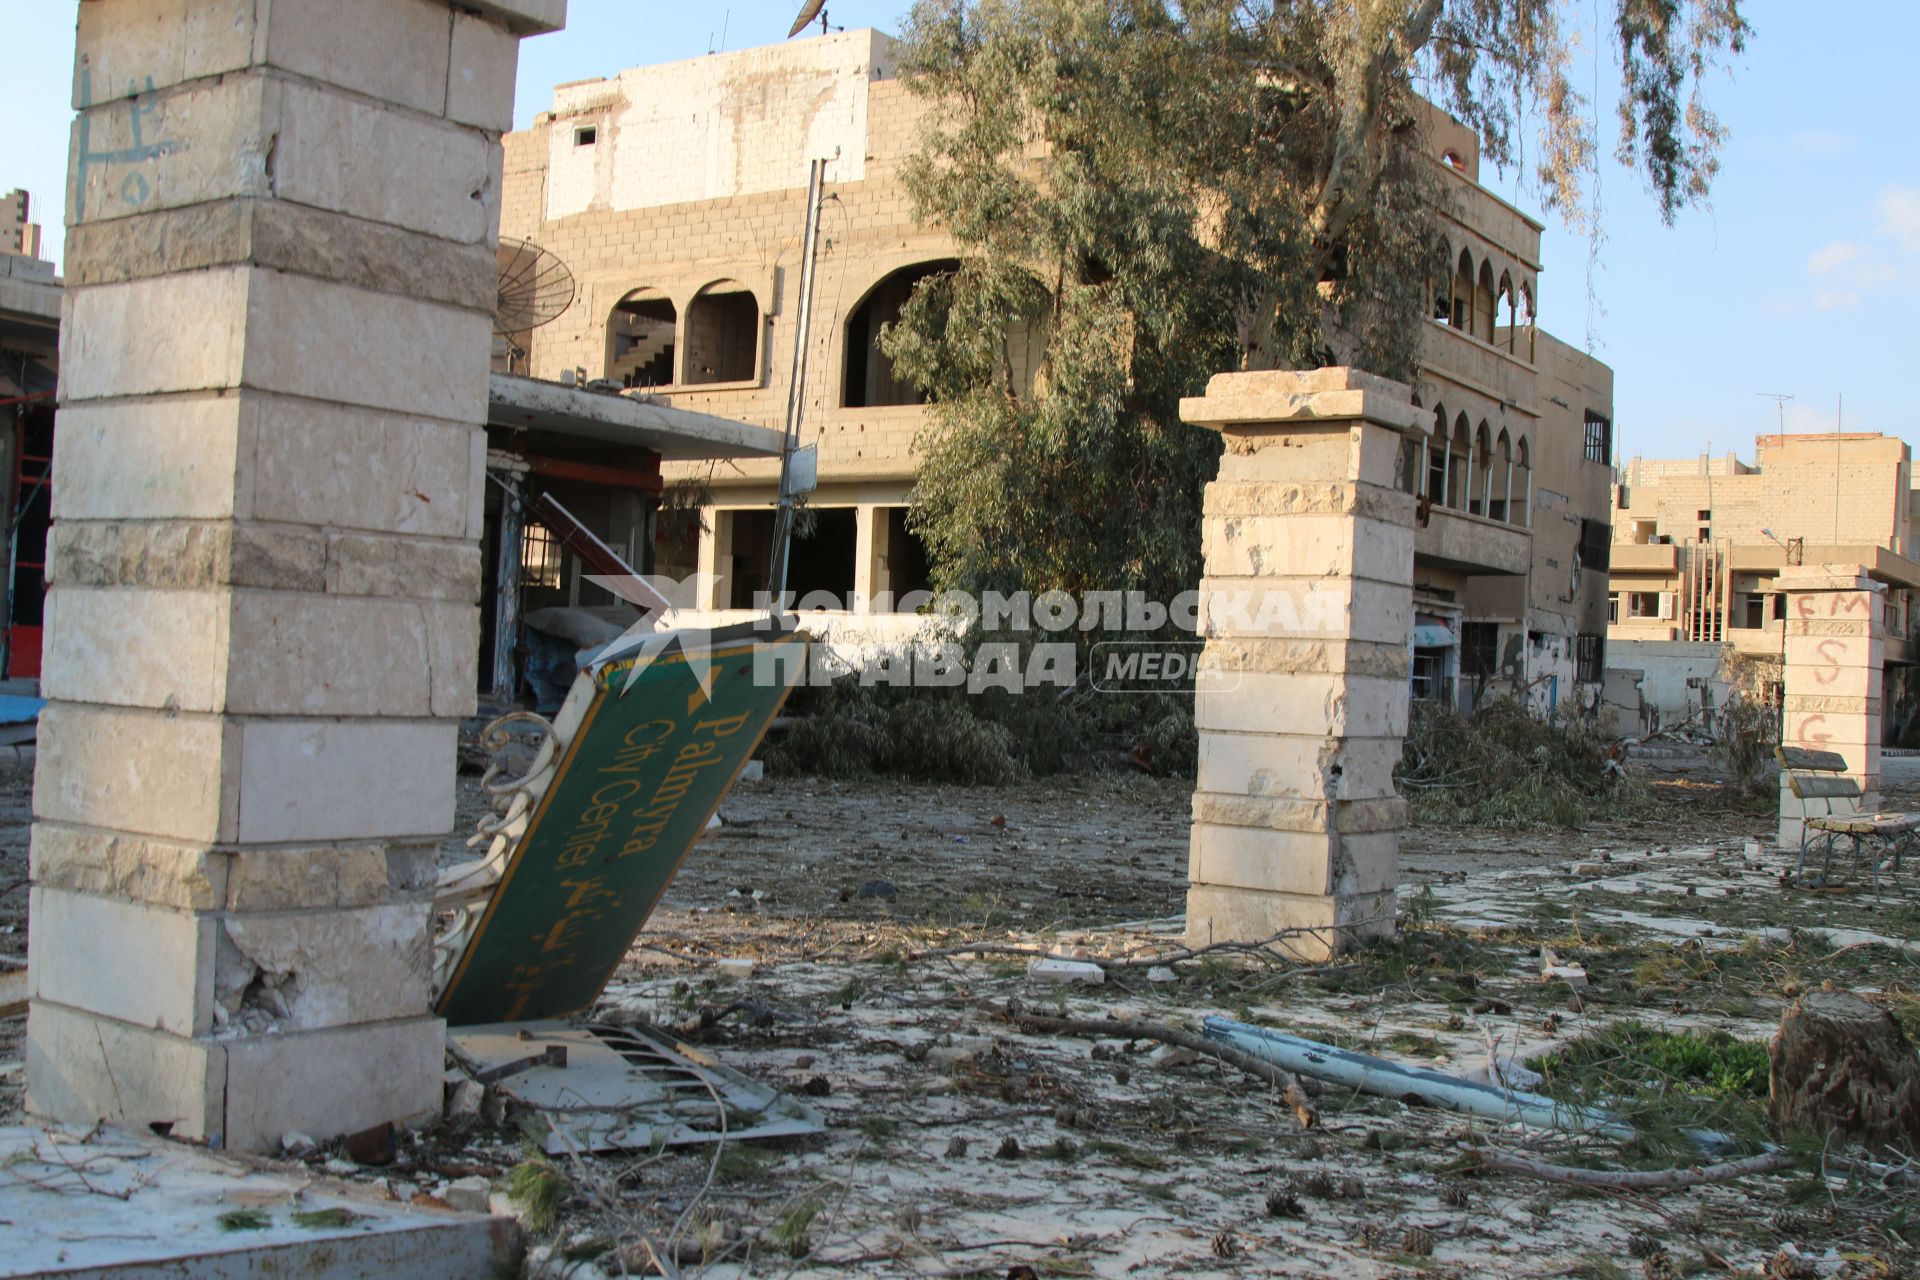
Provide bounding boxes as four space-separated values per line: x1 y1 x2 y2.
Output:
0 1 1913 466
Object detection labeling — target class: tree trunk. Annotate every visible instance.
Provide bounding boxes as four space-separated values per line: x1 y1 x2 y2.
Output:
1769 990 1920 1155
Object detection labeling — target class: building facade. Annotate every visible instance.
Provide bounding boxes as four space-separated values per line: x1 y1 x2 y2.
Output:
1608 433 1920 737
500 30 1617 713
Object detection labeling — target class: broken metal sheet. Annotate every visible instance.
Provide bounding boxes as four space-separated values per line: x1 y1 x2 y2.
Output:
447 1021 825 1155
434 623 805 1026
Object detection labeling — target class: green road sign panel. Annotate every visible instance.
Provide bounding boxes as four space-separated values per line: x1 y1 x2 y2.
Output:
437 628 803 1026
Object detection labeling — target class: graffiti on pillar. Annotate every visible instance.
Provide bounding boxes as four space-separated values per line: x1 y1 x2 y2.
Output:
1789 713 1833 749
1812 637 1856 685
1795 591 1874 620
73 66 186 222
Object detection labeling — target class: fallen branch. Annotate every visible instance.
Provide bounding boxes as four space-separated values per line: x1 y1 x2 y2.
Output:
1005 1008 1318 1128
1474 1148 1794 1189
909 913 1394 971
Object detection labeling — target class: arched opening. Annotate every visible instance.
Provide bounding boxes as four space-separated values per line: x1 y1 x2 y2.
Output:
1496 271 1515 352
1452 250 1475 334
606 288 676 388
1517 282 1537 362
1489 429 1513 522
1470 421 1492 516
683 280 761 384
1427 404 1450 501
1514 438 1532 527
1429 241 1455 324
843 259 960 408
1476 261 1497 340
1448 413 1471 510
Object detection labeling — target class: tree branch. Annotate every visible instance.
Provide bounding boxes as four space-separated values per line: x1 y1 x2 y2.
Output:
1005 1008 1319 1129
1474 1148 1795 1190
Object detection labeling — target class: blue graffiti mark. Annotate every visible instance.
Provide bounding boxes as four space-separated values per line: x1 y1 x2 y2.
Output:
74 66 187 222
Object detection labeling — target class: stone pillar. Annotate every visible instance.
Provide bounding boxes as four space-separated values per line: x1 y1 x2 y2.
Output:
26 0 565 1152
1183 369 1420 961
1777 565 1886 848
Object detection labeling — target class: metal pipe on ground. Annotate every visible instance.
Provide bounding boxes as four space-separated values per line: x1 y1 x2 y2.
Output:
1202 1016 1632 1140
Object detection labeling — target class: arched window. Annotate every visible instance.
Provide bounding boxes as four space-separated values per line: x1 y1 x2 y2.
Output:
1426 404 1450 501
1514 438 1532 527
1429 241 1455 323
606 288 676 388
1517 282 1537 362
843 260 960 408
1449 413 1471 510
1476 261 1497 340
1497 271 1515 351
1452 250 1475 334
1470 421 1492 516
684 280 761 384
1490 429 1513 522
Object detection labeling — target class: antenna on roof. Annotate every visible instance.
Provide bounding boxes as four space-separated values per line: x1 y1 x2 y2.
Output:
1755 391 1793 433
787 0 833 37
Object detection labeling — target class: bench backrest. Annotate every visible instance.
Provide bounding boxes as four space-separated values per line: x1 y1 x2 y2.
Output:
1777 745 1850 773
1775 744 1863 816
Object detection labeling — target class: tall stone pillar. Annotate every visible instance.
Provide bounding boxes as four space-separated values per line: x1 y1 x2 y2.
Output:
1777 565 1885 848
1183 369 1419 961
26 0 565 1152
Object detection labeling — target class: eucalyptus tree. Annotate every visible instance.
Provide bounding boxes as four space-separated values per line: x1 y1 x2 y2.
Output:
886 0 1748 608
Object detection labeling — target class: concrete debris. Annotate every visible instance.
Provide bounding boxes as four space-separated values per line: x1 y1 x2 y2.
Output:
1027 957 1105 985
1542 964 1589 990
714 957 756 979
445 1079 485 1119
1146 965 1178 983
0 1125 519 1279
443 1176 491 1214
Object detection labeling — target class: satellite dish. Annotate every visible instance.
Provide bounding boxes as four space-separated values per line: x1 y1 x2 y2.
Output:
494 237 576 336
787 0 826 37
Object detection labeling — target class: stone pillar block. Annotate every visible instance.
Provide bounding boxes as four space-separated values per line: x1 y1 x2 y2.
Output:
1777 566 1886 847
29 0 565 1152
1180 369 1420 960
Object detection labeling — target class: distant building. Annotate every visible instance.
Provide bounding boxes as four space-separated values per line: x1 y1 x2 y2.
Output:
501 30 1617 713
1 189 42 261
0 188 58 679
1608 433 1920 737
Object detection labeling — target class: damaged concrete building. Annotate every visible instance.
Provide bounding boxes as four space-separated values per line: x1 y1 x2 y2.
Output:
497 30 1618 712
1608 432 1920 738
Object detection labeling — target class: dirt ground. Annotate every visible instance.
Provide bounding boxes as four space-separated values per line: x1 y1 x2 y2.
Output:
6 753 1920 1277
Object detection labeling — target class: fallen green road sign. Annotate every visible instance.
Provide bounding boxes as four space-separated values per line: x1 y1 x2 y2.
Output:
437 625 803 1026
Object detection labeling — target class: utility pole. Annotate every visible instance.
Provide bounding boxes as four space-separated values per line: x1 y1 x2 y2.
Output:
768 157 827 609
